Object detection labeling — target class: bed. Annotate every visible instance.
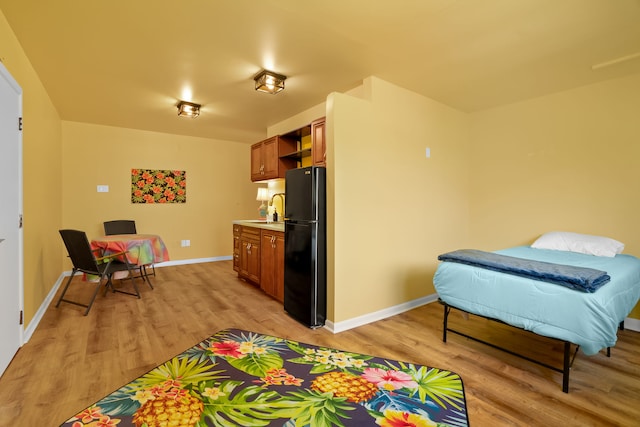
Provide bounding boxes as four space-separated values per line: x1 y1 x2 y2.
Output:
433 232 640 392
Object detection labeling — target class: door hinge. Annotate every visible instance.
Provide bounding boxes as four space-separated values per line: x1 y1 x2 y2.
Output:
20 310 23 325
18 117 22 131
19 214 23 228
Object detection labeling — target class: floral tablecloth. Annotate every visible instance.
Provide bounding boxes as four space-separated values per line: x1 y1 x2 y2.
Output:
60 328 469 426
91 234 169 266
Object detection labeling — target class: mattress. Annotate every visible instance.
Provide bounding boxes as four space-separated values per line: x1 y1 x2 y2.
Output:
433 246 640 355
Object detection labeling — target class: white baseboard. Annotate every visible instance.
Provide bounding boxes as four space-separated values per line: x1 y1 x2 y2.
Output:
624 316 640 332
324 294 640 334
155 255 231 267
24 271 69 342
25 261 640 342
23 256 232 342
324 294 439 333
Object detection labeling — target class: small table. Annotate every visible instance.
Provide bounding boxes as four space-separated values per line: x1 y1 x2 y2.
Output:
91 234 169 284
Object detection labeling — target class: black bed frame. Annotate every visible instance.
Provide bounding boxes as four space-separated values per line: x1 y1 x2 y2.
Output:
439 299 619 393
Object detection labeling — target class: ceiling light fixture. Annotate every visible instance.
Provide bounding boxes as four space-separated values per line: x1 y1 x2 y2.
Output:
254 69 287 94
177 101 201 118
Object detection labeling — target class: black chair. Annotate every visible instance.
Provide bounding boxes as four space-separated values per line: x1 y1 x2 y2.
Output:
103 220 137 235
104 219 156 280
56 229 141 315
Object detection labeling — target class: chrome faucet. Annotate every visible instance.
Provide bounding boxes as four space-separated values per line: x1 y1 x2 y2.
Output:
269 193 285 219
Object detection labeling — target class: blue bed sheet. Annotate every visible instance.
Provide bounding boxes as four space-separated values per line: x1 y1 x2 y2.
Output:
433 246 640 355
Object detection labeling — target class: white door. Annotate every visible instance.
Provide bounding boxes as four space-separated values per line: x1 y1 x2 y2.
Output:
0 62 23 377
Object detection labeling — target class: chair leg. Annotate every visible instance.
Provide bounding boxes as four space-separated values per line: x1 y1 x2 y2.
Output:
56 269 103 316
55 270 77 308
84 276 105 315
108 276 140 297
130 271 141 298
103 273 117 295
108 263 141 298
142 265 154 289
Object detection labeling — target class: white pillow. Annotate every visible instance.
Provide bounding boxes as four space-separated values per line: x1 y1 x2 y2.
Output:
531 231 624 258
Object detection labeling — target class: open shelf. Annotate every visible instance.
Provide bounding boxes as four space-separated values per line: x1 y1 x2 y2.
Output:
280 147 312 160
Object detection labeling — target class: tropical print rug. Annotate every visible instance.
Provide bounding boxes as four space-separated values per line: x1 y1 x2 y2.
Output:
60 328 469 427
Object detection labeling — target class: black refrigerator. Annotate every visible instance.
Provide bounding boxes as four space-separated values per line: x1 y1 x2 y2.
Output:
284 166 326 328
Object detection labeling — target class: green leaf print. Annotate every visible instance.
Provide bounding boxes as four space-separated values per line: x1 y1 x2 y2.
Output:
226 351 284 377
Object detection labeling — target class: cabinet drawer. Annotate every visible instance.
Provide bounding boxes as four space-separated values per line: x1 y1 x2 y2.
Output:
241 226 260 238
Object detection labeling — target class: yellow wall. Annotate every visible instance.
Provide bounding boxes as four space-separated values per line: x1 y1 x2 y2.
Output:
323 72 640 323
61 121 257 264
468 72 640 318
1 10 63 327
2 7 258 330
4 1 640 329
329 77 471 322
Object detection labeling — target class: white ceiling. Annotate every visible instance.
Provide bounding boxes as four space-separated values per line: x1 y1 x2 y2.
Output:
1 0 639 143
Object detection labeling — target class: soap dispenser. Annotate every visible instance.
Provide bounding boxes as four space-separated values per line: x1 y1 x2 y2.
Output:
267 205 275 223
273 209 278 222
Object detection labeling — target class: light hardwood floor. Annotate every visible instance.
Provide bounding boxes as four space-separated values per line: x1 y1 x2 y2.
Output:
0 261 638 426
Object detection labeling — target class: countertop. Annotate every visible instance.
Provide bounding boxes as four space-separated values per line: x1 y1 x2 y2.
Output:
233 220 285 232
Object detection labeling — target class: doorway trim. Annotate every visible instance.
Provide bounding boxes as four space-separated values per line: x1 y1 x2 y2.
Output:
0 61 25 373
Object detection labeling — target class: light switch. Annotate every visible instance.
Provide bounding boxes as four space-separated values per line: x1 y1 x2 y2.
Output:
97 185 109 193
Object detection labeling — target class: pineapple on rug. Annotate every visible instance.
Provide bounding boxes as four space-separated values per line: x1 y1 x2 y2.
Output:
59 328 469 427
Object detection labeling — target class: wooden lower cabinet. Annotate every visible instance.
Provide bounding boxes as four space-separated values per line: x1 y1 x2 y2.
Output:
233 224 241 272
233 224 284 302
238 226 261 284
261 230 285 302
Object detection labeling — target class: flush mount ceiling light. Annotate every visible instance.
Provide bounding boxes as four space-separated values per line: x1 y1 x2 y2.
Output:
177 101 201 118
254 69 287 94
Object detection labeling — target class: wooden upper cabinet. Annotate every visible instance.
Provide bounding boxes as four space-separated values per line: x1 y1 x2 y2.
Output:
311 117 326 166
261 136 279 178
251 118 326 182
251 136 297 182
250 142 264 180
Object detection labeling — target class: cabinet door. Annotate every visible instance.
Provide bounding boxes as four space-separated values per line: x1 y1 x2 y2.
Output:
273 232 285 302
239 227 261 284
240 236 260 284
261 137 279 179
261 232 276 298
311 118 326 166
246 238 261 284
233 225 241 272
239 237 250 277
250 142 264 181
261 231 285 302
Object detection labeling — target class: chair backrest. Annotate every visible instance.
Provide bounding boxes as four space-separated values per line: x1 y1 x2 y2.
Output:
59 229 100 273
104 220 137 235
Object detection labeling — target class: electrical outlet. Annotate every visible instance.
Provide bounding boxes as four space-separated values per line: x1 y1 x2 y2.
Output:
181 240 190 247
97 185 109 192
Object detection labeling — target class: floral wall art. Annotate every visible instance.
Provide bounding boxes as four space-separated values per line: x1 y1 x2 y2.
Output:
131 169 186 203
